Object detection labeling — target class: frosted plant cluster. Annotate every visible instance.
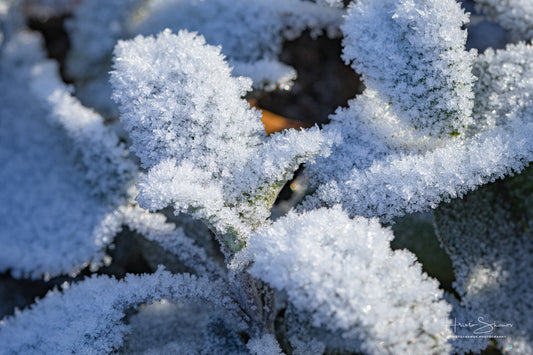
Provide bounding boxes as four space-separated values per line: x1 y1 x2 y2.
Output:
1 0 532 354
242 206 452 354
304 0 533 221
111 29 333 248
341 0 477 138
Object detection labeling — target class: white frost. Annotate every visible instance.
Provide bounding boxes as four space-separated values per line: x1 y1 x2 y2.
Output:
111 30 334 245
244 206 452 355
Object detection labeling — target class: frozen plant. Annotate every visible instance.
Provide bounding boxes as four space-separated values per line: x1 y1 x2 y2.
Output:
303 0 533 221
110 29 333 250
0 0 532 354
239 206 452 354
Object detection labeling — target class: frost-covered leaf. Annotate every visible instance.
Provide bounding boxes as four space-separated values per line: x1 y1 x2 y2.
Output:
0 31 133 279
342 0 476 139
247 334 284 355
242 206 452 355
0 268 239 354
475 0 533 41
111 29 333 248
434 166 533 354
304 112 533 220
305 19 533 221
118 205 224 279
1 24 135 279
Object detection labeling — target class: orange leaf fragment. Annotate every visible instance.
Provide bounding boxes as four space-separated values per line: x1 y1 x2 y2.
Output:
248 99 308 135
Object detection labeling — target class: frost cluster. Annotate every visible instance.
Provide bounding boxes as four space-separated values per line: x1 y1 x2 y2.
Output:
435 166 533 354
0 31 134 279
243 206 452 354
111 29 333 248
1 0 533 354
0 267 239 354
304 0 533 221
